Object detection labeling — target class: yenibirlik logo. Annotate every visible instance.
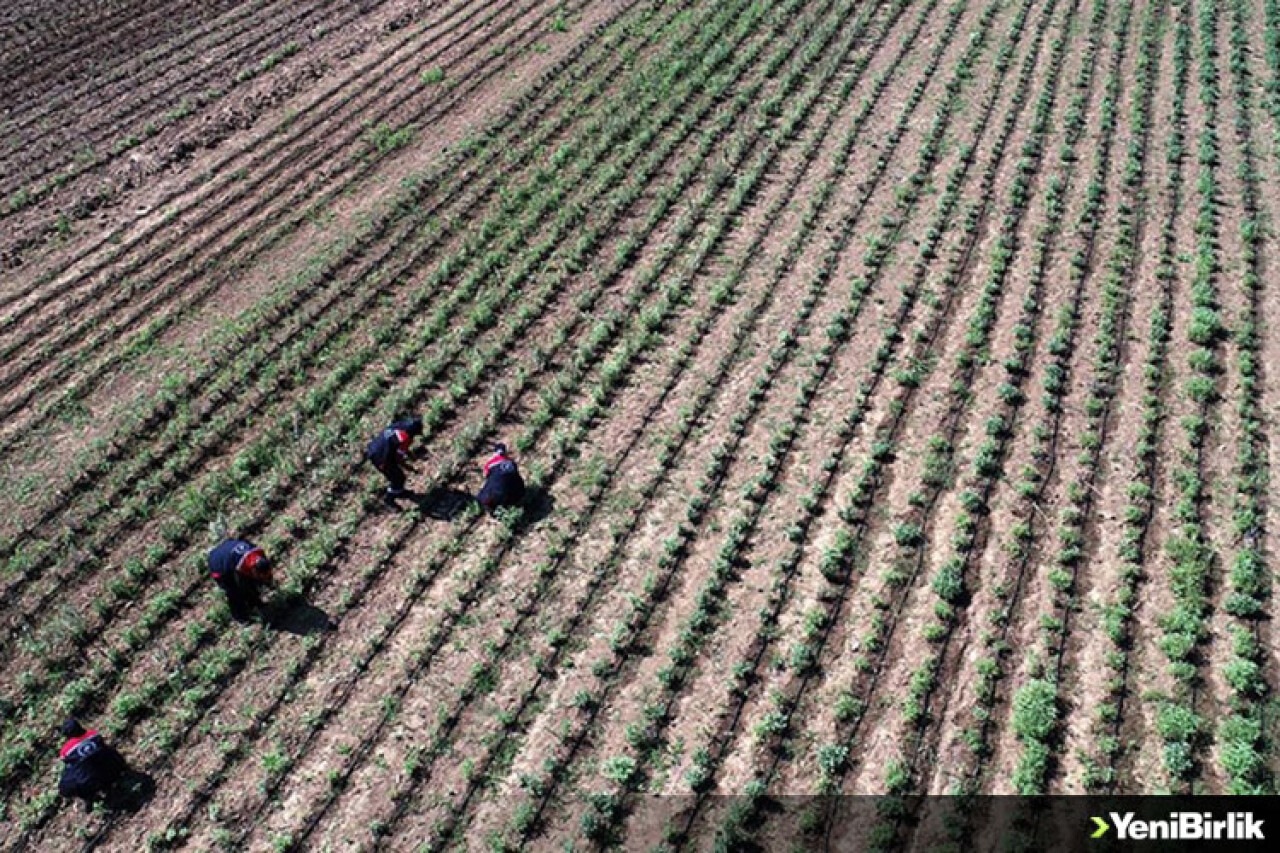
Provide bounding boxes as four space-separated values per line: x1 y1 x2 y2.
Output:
1091 812 1265 841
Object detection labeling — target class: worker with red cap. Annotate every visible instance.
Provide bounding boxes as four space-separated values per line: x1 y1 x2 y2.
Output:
477 443 525 514
208 538 274 621
57 719 125 811
365 416 424 502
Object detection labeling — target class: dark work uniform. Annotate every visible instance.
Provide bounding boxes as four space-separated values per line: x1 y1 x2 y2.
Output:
58 731 124 807
208 539 270 620
365 421 417 495
477 451 525 513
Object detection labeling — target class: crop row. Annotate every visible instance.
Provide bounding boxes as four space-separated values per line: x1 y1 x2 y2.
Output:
807 0 1057 788
1091 0 1188 796
1065 0 1185 794
1155 0 1224 788
658 2 1047 846
290 0 915 845
685 1 1083 845
114 2 832 836
693 0 1060 841
0 41 670 758
1214 0 1271 794
234 0 867 844
0 19 742 778
0 0 680 595
852 0 1088 824
935 0 1121 801
1264 0 1280 156
0 0 732 742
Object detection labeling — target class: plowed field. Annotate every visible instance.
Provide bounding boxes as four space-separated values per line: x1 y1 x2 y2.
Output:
1 0 1276 849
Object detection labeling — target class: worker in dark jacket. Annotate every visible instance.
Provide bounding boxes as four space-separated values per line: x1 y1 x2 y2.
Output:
208 538 274 621
477 443 525 514
365 416 424 501
57 719 125 811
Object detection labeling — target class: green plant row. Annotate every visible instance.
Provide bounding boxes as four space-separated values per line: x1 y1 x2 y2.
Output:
1154 0 1223 788
0 3 704 668
0 0 657 545
1262 0 1280 158
0 0 688 625
294 0 912 843
694 0 1062 842
937 0 1121 799
490 0 980 836
0 0 700 568
0 38 727 783
1213 0 1271 794
844 0 1092 816
533 0 1003 845
596 0 1014 834
762 0 1070 812
1081 0 1187 791
676 12 1048 848
916 0 1130 797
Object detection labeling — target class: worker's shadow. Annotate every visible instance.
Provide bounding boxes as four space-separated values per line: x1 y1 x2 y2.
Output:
102 768 155 813
519 485 555 526
404 486 474 520
263 600 335 636
501 484 552 532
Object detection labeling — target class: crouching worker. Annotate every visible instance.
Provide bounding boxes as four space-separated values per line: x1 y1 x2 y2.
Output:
365 416 424 502
58 719 125 812
477 443 525 514
208 538 274 621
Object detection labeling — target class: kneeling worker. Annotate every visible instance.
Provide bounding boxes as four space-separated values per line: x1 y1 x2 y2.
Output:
208 538 275 621
477 443 525 514
57 719 125 812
